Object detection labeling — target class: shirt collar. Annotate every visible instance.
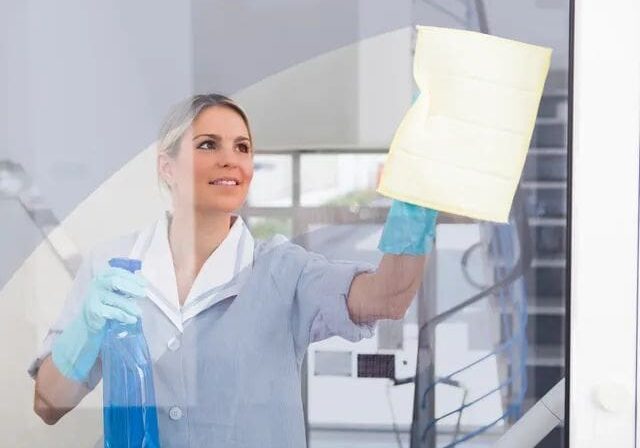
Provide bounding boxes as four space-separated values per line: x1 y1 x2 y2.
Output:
134 211 254 331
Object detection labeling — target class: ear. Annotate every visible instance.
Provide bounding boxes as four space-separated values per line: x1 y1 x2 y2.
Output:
157 152 175 188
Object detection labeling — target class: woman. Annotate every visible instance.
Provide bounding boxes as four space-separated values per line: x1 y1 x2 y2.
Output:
28 93 438 447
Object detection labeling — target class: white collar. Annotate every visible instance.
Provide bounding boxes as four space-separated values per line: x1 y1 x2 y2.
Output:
129 211 254 332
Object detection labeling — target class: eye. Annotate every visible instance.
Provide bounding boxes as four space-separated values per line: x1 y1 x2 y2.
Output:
197 139 216 150
237 143 251 153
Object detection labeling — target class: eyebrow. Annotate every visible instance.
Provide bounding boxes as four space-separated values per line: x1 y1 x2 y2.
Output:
193 133 250 142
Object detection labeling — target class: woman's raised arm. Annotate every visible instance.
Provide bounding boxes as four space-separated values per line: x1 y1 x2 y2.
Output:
348 200 437 322
347 252 428 323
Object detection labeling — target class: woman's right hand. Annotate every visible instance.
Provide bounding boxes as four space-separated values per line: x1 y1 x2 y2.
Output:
82 266 147 332
51 265 147 382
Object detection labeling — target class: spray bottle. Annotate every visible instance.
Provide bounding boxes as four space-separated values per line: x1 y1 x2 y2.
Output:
102 257 160 448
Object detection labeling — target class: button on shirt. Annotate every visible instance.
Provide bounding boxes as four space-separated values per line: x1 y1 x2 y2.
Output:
28 211 378 447
169 406 183 421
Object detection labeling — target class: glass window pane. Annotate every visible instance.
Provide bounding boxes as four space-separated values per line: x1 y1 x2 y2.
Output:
8 1 571 447
246 216 293 240
247 154 292 207
300 154 388 207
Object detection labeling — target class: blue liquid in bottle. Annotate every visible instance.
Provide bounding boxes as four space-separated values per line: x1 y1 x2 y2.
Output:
103 258 160 448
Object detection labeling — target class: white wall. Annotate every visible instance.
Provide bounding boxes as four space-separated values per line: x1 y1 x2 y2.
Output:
0 0 194 286
237 24 413 206
0 1 192 445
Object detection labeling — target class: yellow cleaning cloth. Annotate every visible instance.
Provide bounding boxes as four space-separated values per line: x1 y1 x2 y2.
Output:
377 26 552 222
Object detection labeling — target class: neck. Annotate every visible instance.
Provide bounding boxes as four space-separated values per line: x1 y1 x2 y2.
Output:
167 207 234 277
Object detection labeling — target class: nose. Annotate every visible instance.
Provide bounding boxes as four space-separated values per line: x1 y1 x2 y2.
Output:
215 144 237 168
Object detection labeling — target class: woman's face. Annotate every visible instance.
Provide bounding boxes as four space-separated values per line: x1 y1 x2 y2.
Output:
159 106 253 213
160 105 254 214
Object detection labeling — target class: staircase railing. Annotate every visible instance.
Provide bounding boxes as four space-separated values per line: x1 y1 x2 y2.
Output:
405 188 533 447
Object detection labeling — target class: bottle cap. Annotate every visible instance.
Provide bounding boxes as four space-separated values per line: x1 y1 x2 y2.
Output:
108 257 142 273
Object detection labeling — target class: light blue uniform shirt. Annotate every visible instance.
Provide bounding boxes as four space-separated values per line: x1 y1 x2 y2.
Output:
29 212 378 447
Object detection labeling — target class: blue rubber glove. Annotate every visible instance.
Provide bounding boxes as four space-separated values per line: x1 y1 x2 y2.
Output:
51 264 146 382
378 199 438 255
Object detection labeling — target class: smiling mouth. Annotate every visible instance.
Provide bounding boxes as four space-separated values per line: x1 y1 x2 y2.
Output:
209 179 240 186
